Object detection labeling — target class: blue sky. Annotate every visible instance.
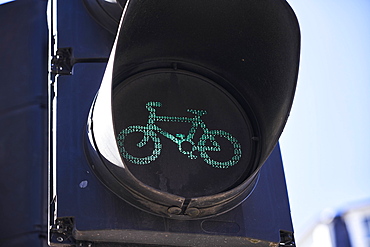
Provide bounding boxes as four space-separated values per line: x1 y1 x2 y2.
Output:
280 0 370 235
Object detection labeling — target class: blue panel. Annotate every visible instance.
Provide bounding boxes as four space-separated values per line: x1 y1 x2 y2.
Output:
0 0 48 245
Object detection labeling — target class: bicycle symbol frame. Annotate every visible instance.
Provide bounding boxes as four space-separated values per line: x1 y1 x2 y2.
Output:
116 101 242 169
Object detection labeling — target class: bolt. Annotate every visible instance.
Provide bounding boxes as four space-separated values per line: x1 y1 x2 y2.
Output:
167 206 182 215
186 207 200 217
56 236 64 242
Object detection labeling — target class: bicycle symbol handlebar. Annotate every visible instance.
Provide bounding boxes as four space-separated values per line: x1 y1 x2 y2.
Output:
116 101 242 169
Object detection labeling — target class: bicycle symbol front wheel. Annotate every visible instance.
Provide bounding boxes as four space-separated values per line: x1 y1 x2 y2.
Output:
116 126 162 165
197 130 242 169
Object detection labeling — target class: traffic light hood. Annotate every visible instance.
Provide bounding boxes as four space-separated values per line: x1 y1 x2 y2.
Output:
86 0 300 219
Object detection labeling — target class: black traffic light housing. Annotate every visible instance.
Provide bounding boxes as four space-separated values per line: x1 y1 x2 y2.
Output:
50 0 299 246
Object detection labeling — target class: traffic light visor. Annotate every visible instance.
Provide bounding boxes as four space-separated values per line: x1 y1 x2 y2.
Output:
85 0 300 219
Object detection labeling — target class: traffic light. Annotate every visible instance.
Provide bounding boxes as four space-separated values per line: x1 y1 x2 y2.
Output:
50 0 299 246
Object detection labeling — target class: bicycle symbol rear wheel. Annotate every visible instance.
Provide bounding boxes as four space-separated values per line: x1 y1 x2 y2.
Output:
116 126 162 165
197 130 242 169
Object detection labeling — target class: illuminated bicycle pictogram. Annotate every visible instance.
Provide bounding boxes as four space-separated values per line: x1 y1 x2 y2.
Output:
116 101 242 168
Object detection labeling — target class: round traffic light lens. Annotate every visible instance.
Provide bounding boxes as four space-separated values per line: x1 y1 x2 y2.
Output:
112 69 256 198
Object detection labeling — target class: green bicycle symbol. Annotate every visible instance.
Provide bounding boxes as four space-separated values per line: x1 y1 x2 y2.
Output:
116 102 242 169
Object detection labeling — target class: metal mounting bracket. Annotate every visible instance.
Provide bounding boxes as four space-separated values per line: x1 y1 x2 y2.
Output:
279 230 296 247
50 217 76 246
51 47 108 75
